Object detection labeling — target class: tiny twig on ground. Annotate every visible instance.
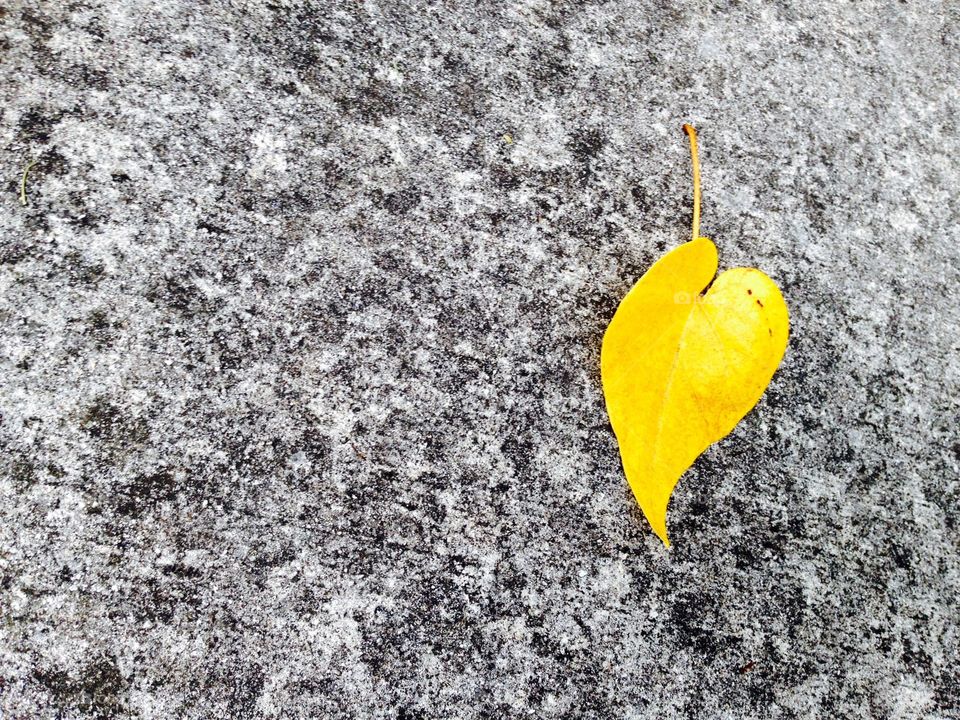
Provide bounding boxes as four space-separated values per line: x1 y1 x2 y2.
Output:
350 442 366 460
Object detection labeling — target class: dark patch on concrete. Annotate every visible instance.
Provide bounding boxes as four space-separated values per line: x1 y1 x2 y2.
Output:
34 656 128 719
113 469 178 518
80 397 149 465
382 186 422 216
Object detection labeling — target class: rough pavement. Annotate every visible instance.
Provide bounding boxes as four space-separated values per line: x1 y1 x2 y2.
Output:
1 1 958 718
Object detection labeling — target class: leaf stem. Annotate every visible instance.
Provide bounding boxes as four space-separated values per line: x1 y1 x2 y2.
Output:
682 124 700 241
19 158 37 207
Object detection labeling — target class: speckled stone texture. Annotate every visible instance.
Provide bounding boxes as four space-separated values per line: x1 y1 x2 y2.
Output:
1 1 958 718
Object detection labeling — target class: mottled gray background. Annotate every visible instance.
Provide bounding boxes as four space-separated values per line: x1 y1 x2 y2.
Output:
1 1 958 718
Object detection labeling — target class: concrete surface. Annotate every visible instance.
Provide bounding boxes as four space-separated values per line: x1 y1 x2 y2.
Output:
1 1 958 718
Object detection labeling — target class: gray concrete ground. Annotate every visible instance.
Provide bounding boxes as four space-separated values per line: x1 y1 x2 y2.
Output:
1 1 958 718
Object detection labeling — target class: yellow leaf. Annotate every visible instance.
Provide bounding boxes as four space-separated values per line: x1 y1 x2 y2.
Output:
601 126 789 546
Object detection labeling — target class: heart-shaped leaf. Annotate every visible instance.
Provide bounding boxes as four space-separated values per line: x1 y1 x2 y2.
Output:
601 127 789 546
